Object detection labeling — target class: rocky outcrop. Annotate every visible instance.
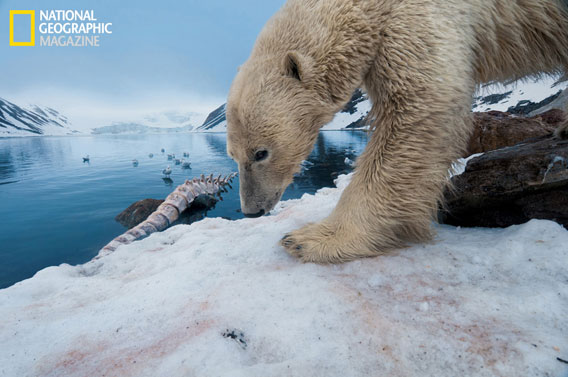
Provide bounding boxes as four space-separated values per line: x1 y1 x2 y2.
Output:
466 109 564 155
441 134 568 229
506 90 563 115
529 88 568 116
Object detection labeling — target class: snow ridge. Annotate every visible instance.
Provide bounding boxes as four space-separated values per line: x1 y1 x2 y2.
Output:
197 77 567 133
0 97 80 137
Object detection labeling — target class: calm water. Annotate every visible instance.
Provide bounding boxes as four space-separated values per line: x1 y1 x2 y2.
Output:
0 131 368 288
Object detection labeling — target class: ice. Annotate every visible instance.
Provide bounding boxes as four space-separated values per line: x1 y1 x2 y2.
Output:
1 174 567 376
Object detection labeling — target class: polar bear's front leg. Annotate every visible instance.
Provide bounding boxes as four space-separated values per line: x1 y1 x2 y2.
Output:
281 101 472 263
280 177 419 263
280 143 449 263
282 31 476 263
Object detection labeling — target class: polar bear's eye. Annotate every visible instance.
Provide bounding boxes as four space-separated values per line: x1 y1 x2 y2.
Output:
254 150 269 162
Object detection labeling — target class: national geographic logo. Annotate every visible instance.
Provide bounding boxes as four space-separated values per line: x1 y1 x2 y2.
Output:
9 10 35 46
9 10 112 47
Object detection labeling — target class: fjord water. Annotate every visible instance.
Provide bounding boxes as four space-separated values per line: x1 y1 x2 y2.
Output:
0 131 368 288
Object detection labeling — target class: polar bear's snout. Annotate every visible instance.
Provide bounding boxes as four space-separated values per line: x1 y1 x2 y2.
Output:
243 209 265 218
239 171 283 218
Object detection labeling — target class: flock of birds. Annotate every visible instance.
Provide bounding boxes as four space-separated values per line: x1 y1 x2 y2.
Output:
82 149 191 179
82 146 359 182
161 151 192 178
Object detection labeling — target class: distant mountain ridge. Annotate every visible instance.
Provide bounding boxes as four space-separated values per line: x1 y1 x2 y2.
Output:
91 122 194 135
196 77 567 133
91 110 206 135
196 89 371 132
0 97 80 137
472 76 568 113
195 104 226 132
3 76 565 137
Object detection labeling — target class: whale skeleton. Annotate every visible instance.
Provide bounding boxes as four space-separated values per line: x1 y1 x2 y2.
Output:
97 172 238 258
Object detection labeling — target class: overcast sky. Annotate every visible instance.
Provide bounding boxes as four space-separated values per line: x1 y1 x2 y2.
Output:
0 0 285 128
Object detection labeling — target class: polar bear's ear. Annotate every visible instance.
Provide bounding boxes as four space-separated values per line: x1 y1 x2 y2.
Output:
284 52 304 81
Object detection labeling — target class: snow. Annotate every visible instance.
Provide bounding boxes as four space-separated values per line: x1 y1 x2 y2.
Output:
0 100 79 138
1 174 567 376
0 115 76 137
199 119 227 133
450 153 484 177
322 99 372 130
196 99 371 133
144 111 208 129
473 76 567 113
195 76 566 134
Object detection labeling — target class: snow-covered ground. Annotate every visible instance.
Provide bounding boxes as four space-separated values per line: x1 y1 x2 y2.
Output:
451 153 484 177
1 174 567 377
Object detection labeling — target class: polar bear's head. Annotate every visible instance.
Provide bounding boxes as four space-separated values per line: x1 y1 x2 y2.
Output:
226 52 335 217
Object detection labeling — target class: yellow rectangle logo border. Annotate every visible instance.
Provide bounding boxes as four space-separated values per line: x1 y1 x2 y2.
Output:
9 10 35 46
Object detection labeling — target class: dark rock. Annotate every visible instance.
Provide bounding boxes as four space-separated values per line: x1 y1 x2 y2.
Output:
116 194 219 229
191 194 218 210
530 89 568 116
175 195 219 224
466 110 564 156
198 104 226 131
507 90 563 115
222 328 247 349
441 134 568 229
344 116 368 129
340 89 366 115
115 199 164 229
473 91 513 108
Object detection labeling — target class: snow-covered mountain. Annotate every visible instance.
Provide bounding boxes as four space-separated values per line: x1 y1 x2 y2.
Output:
472 76 567 114
194 104 227 132
323 89 372 130
91 110 207 135
0 97 80 137
195 90 372 133
196 76 567 133
91 122 194 135
141 110 207 129
4 76 564 137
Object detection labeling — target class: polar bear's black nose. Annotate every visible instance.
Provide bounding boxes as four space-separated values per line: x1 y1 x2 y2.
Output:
243 209 265 218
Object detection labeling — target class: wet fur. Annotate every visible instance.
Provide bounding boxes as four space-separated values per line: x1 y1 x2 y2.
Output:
227 0 568 263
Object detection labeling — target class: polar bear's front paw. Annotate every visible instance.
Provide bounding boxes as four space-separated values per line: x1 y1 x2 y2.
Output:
280 222 359 264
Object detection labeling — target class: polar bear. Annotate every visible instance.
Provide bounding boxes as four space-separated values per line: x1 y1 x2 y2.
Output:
226 0 568 263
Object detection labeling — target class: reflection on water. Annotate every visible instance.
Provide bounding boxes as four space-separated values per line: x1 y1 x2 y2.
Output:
0 131 368 288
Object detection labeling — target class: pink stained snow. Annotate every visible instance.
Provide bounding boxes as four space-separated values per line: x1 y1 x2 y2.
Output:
0 174 567 377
